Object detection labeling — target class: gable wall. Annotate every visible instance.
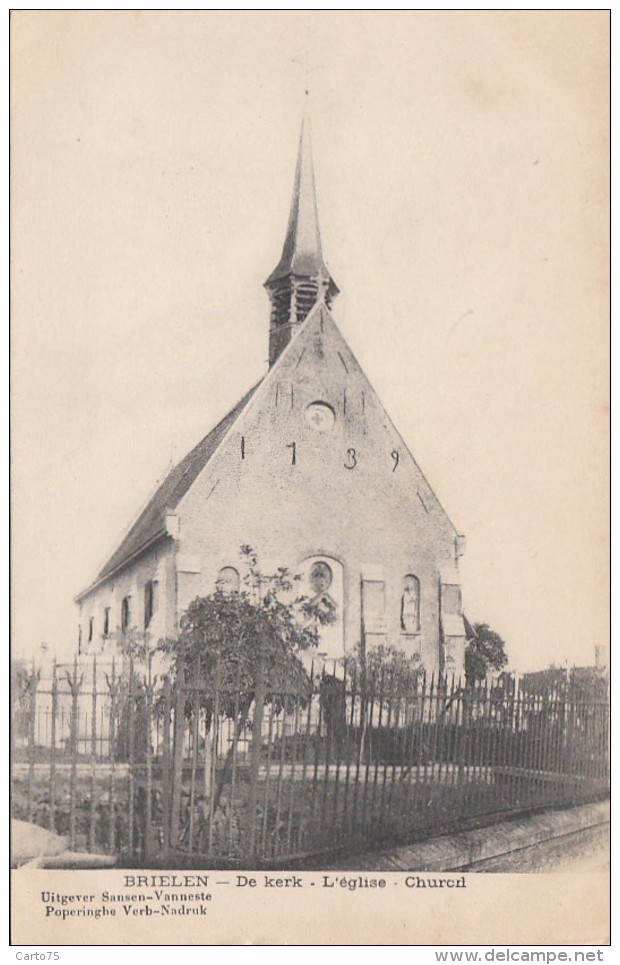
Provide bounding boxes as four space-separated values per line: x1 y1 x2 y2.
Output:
174 309 462 672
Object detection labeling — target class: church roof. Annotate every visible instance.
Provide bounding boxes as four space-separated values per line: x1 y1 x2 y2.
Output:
265 109 338 294
78 382 261 595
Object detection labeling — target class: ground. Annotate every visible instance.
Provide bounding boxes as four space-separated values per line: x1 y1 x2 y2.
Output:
465 822 610 873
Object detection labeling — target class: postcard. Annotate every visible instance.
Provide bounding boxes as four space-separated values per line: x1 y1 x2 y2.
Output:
10 9 610 947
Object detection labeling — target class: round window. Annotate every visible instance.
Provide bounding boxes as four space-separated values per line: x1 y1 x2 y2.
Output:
304 402 335 432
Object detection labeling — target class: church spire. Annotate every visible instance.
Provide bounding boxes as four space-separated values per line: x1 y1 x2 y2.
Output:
265 105 339 367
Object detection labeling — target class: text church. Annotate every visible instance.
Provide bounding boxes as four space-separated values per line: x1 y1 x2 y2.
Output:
76 112 469 675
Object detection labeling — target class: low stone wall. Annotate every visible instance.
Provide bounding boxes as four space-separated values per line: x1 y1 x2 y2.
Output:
331 800 610 871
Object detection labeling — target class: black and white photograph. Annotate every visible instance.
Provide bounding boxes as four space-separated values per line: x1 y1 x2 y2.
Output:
10 9 610 946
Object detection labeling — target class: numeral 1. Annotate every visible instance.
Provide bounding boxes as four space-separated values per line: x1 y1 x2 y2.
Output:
286 442 296 465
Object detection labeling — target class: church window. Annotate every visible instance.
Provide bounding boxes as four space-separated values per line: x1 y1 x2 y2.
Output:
144 581 156 629
88 616 94 643
216 566 240 595
304 402 335 432
309 560 333 597
302 556 343 658
103 607 110 637
401 574 421 633
121 596 132 632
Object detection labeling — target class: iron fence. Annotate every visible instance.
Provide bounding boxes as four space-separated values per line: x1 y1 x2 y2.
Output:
11 656 609 868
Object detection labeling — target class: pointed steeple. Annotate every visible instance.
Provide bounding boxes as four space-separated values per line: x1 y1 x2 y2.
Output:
265 104 338 366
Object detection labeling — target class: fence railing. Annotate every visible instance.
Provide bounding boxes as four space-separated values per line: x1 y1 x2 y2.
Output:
11 656 610 868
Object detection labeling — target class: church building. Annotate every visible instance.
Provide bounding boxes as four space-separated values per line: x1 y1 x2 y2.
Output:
75 112 468 675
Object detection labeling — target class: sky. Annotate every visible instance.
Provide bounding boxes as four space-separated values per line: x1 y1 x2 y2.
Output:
11 10 609 670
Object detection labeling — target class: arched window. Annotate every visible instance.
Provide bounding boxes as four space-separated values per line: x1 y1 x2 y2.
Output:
302 555 344 660
401 574 420 633
121 596 132 632
309 560 334 598
216 566 240 595
144 581 156 629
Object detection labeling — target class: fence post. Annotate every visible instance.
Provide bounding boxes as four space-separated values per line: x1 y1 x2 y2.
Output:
206 654 221 857
49 661 58 833
88 656 98 851
127 656 136 860
25 665 40 825
105 660 120 856
160 674 172 862
202 654 212 807
247 649 265 858
456 677 469 786
187 656 201 857
143 667 156 864
66 657 83 850
169 653 186 852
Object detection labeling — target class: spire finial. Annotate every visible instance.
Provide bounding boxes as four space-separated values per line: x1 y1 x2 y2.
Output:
265 106 337 294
